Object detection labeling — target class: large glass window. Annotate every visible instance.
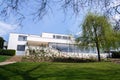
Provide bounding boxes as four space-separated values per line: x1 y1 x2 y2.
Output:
53 35 71 40
56 35 61 39
17 45 25 51
18 35 27 41
63 36 68 40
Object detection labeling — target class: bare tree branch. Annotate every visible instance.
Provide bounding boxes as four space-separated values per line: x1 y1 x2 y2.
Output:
0 0 119 27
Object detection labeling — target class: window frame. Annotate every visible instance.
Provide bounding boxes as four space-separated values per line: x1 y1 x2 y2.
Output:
18 35 27 41
17 45 25 51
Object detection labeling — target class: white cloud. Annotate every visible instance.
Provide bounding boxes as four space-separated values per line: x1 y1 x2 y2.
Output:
0 21 18 36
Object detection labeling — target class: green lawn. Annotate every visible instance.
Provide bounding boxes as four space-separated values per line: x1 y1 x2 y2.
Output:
0 62 120 80
0 55 11 62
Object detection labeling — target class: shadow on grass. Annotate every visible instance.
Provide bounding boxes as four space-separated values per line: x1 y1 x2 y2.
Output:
0 62 120 80
0 63 49 80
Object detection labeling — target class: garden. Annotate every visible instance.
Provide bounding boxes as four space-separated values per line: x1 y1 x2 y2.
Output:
0 45 120 80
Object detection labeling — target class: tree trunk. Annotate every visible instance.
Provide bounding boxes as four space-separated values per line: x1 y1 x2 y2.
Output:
93 26 101 61
96 41 101 61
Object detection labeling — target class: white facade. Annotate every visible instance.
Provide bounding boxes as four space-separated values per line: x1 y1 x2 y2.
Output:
8 33 74 55
7 32 109 58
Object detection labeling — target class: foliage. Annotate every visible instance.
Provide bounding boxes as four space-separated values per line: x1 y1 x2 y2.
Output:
76 13 119 61
0 62 120 80
0 49 16 56
52 57 97 63
0 37 4 49
23 46 105 62
111 51 120 58
23 47 57 62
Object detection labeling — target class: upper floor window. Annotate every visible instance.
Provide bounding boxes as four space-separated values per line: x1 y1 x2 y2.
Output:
63 36 68 39
56 35 61 39
63 36 71 40
18 35 27 41
53 35 71 40
53 35 55 38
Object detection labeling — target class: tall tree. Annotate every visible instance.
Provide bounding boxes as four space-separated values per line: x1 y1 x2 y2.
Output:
0 37 4 49
76 13 118 61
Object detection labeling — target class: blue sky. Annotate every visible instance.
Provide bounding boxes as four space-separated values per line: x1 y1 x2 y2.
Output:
0 0 120 41
0 11 84 41
0 2 86 41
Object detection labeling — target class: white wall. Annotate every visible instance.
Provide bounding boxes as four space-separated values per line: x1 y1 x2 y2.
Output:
42 33 54 38
8 33 18 50
28 36 74 44
8 33 76 55
41 33 74 39
7 33 27 55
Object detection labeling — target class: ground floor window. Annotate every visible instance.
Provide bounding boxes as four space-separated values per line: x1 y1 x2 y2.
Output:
49 43 96 53
17 45 25 51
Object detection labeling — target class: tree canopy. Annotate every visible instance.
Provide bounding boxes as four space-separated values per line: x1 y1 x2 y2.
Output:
76 13 120 61
0 37 4 49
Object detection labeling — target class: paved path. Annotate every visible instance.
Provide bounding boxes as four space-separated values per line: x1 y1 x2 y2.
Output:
110 58 120 64
5 56 22 62
0 56 22 66
0 61 16 66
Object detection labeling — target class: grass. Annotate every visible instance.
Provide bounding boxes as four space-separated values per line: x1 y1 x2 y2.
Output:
0 62 120 80
0 55 11 62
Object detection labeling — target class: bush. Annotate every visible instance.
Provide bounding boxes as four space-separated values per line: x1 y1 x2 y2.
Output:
0 49 2 53
0 49 16 56
52 57 97 63
111 51 120 58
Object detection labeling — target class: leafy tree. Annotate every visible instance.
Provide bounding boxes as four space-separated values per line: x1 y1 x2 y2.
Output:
0 37 4 49
76 13 119 61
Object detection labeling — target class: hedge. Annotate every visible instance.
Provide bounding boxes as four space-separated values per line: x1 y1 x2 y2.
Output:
111 51 120 58
52 57 97 63
0 49 16 56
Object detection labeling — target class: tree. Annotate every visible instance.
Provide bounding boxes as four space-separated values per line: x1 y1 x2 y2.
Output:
76 13 118 61
0 37 4 49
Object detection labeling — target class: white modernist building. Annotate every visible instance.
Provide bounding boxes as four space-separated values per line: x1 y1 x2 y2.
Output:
7 32 108 58
8 33 75 55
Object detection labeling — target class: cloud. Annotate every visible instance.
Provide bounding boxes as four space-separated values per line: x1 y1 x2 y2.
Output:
0 21 18 36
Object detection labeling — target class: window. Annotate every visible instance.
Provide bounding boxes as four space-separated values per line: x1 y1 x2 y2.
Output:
53 35 55 38
18 35 27 41
63 36 71 40
17 45 25 51
56 35 61 39
63 36 68 39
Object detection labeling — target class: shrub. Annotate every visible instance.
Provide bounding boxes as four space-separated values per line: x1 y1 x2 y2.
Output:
24 46 100 63
52 57 97 63
0 49 3 55
0 49 2 53
0 49 16 56
111 51 120 58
